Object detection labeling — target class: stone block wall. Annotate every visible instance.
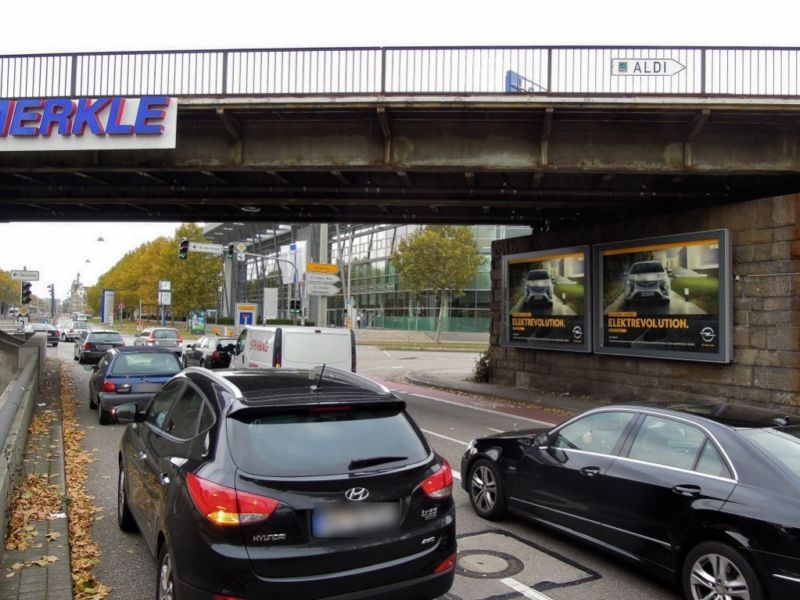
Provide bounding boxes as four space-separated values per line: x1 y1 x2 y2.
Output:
490 194 800 409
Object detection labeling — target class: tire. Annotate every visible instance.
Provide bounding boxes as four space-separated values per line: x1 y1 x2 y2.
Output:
98 405 111 425
157 541 176 600
682 541 763 600
468 459 506 520
199 358 205 369
61 333 65 341
117 463 137 532
89 392 97 410
181 356 187 369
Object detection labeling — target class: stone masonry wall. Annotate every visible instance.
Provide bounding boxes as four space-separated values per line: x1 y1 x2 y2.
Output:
490 194 800 409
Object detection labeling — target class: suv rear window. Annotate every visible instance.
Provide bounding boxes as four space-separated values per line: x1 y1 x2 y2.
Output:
90 332 124 343
228 406 429 477
111 353 182 375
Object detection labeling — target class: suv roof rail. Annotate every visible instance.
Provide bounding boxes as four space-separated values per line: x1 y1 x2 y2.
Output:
308 365 391 395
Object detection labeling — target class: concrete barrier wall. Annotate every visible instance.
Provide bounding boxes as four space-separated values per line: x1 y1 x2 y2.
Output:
0 334 45 544
490 193 800 409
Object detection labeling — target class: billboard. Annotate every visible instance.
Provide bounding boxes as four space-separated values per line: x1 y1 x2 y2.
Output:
101 289 115 326
594 230 731 363
502 246 591 352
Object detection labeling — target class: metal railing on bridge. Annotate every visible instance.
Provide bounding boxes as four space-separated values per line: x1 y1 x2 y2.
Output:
2 46 800 99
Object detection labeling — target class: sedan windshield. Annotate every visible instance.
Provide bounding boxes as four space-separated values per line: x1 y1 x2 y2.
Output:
526 271 550 280
154 330 179 339
90 333 123 343
742 426 800 479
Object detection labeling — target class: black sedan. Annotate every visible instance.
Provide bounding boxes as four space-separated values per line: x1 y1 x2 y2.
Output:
115 367 456 600
462 403 800 600
74 330 125 364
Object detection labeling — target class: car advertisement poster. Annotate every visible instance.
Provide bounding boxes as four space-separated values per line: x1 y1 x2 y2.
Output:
594 230 732 363
502 246 591 352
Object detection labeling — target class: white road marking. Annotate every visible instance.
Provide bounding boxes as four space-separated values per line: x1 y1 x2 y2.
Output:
421 429 469 447
487 427 504 433
501 578 554 600
402 392 556 427
383 350 392 357
452 470 461 481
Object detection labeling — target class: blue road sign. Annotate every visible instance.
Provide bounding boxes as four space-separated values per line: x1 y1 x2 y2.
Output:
239 312 254 326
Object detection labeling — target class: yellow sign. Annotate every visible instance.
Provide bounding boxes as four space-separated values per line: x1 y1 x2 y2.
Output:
19 306 29 316
307 262 339 274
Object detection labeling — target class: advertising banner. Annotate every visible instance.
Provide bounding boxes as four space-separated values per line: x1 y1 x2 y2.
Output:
189 310 206 335
502 246 591 352
594 230 731 363
101 289 115 326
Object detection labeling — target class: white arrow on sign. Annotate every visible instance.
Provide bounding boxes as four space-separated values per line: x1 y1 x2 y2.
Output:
306 282 340 296
306 272 341 284
189 242 224 255
611 58 686 76
11 270 39 281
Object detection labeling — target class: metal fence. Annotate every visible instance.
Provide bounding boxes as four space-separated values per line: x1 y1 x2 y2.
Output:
2 46 800 99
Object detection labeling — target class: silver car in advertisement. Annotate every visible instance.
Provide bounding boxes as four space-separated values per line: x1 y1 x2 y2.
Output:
523 269 554 305
624 260 672 303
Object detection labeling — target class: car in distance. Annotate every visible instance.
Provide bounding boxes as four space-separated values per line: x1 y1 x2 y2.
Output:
133 327 183 356
181 335 237 368
25 323 59 347
89 347 183 424
61 320 91 342
522 269 554 305
462 403 800 600
115 366 456 599
73 330 125 364
624 260 672 303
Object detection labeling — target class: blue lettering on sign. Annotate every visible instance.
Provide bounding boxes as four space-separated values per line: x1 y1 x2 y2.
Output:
0 96 170 138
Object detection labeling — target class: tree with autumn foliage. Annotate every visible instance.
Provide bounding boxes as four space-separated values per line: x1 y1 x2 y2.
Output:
86 224 222 321
391 226 484 342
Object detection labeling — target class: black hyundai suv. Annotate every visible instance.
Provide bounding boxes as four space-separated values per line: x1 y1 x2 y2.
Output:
115 366 456 600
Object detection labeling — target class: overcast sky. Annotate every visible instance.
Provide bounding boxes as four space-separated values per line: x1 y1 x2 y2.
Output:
1 0 795 301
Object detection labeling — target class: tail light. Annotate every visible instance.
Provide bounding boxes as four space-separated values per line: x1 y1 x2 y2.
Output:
186 473 278 526
434 552 457 574
421 460 453 499
177 338 183 344
211 351 221 360
83 342 92 350
101 381 116 393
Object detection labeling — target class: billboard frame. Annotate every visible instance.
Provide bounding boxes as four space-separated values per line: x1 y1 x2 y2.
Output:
501 245 592 353
593 229 732 363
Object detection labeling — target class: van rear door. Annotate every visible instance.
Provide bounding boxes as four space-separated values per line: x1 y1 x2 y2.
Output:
281 329 354 371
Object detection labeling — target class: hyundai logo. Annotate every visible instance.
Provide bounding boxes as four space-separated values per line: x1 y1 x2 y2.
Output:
344 487 370 502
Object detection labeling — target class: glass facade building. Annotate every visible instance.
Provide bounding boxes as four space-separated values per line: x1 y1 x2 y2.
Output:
205 223 530 333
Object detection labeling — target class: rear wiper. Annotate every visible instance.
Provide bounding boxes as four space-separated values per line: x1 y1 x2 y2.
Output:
348 456 407 470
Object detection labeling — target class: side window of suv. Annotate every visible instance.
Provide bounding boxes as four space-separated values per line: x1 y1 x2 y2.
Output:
163 386 205 439
144 382 184 430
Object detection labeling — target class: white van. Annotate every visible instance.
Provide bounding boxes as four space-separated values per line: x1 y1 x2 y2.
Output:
230 326 357 372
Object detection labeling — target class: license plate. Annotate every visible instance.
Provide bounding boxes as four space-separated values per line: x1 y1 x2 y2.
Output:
640 291 654 297
312 502 400 538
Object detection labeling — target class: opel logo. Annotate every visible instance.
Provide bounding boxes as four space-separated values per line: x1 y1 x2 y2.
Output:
700 327 717 343
344 487 370 502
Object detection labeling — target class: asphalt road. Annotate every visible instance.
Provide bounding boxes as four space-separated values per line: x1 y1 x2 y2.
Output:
53 341 679 600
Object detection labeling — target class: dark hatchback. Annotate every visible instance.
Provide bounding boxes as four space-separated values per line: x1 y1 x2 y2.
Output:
115 367 456 600
89 347 183 424
461 403 800 600
74 330 125 364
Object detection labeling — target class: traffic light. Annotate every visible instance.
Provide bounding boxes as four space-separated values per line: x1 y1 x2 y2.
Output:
21 282 32 305
178 237 189 260
227 243 235 259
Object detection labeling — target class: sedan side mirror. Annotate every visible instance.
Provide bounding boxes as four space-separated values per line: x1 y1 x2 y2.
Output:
533 432 550 448
112 403 145 424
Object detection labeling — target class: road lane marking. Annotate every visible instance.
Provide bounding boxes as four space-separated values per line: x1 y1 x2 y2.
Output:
421 428 468 447
501 578 554 600
403 392 556 427
383 350 392 357
488 427 504 433
452 470 461 481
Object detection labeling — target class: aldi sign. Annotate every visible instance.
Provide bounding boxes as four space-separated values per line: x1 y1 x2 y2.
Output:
0 96 177 151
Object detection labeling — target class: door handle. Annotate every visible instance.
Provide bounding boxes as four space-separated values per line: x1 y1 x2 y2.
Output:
580 466 601 477
672 484 701 497
159 473 170 485
138 451 147 461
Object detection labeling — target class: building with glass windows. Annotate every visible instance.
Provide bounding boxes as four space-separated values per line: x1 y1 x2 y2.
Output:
204 222 530 333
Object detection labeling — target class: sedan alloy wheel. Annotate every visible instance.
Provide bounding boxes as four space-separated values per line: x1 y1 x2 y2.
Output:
684 542 762 600
157 544 175 600
468 459 505 520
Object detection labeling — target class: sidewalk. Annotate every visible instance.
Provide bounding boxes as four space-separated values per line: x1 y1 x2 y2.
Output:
404 367 612 419
0 360 72 600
